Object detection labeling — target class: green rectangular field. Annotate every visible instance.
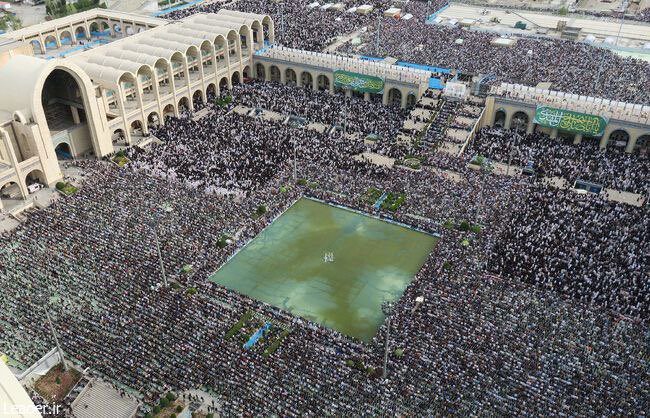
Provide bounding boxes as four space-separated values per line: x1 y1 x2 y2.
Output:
210 198 438 342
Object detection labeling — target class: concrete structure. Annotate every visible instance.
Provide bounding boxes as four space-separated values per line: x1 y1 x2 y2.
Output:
253 46 430 108
0 8 275 210
0 7 435 213
0 361 42 418
483 82 650 154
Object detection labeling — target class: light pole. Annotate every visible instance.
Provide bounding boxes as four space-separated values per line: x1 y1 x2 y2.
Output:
44 309 69 371
595 2 627 91
506 132 519 176
293 138 297 184
381 301 394 380
375 15 381 55
280 2 285 40
151 204 172 287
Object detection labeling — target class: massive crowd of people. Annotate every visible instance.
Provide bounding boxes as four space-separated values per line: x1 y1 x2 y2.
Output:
340 17 650 105
0 81 646 415
471 127 650 194
167 0 650 104
0 1 648 415
229 80 409 140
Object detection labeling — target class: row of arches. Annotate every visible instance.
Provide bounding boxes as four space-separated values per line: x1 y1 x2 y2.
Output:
0 169 48 211
113 75 244 144
28 19 151 55
493 109 650 153
254 63 417 108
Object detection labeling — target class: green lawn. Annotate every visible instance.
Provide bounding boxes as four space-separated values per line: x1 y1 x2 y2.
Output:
210 198 437 342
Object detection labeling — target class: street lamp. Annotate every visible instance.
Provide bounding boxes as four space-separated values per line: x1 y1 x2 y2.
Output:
151 204 173 287
292 138 298 184
381 300 394 379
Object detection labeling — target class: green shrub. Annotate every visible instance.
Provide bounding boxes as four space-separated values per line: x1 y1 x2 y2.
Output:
55 376 61 385
256 205 267 216
153 405 161 414
308 182 318 189
394 348 404 358
470 224 481 234
56 182 65 191
115 150 126 158
296 178 308 186
170 414 177 418
144 413 152 418
185 287 197 296
443 219 454 229
263 330 290 357
176 405 183 412
458 221 471 232
346 359 355 367
207 414 214 418
225 311 253 339
279 185 287 193
460 239 470 247
443 261 452 271
160 397 169 408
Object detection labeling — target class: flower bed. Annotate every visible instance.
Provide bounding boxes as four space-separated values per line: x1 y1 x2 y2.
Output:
33 364 81 403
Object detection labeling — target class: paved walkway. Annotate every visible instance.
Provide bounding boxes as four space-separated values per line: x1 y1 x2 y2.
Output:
72 379 139 418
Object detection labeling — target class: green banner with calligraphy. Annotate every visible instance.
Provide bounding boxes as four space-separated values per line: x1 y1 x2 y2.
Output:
533 106 608 136
333 70 384 94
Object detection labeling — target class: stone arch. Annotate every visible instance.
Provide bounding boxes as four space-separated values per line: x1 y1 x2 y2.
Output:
206 83 217 101
608 129 630 148
44 34 58 50
25 169 47 187
285 68 297 86
147 111 160 127
112 128 125 143
54 142 72 159
193 89 204 106
406 93 417 108
270 65 281 83
75 26 87 40
200 40 213 70
255 63 266 80
261 15 274 43
13 111 27 124
101 21 110 32
137 65 155 96
0 181 23 204
130 120 143 136
214 34 227 69
219 76 229 91
634 134 650 154
163 104 175 118
388 88 402 107
231 71 241 85
178 96 191 112
510 111 529 132
29 39 43 55
238 24 251 52
317 74 330 92
89 22 100 34
125 26 134 36
494 109 506 128
60 30 73 46
35 63 106 158
243 65 251 79
300 71 313 89
113 23 122 34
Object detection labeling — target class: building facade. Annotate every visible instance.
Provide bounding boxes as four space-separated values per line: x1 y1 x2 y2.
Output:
483 83 650 154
